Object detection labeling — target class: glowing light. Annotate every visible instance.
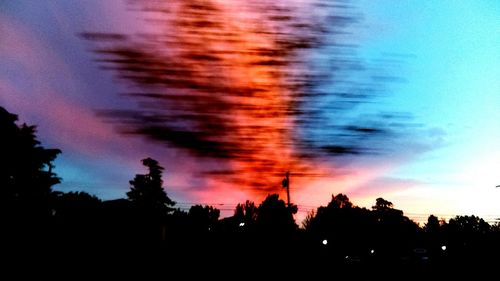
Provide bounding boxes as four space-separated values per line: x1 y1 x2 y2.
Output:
370 249 375 254
239 222 245 227
441 245 446 251
80 0 389 202
322 239 328 245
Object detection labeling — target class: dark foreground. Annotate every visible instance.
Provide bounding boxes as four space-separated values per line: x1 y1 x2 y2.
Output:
4 226 498 280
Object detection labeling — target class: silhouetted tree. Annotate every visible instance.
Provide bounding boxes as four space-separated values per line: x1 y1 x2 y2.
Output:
52 191 101 244
127 157 175 215
371 197 419 257
256 194 297 234
54 191 101 218
372 197 394 211
234 200 258 226
0 106 61 218
188 204 220 232
125 158 176 245
424 215 442 234
328 193 354 209
302 209 315 230
446 215 490 234
168 207 189 230
421 214 446 258
306 194 374 256
440 215 493 269
443 215 491 246
216 200 258 235
491 221 500 233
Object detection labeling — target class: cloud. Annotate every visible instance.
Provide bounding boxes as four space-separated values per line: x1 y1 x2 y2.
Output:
79 0 414 199
1 1 444 215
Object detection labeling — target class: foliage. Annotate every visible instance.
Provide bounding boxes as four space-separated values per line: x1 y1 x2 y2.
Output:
302 209 315 230
424 214 441 234
0 106 61 217
372 197 394 211
444 215 491 238
327 193 353 209
188 204 220 231
256 194 297 233
127 157 175 215
2 107 500 276
54 191 101 217
234 200 258 224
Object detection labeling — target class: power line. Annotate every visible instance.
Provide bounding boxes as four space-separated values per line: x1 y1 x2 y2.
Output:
173 201 500 224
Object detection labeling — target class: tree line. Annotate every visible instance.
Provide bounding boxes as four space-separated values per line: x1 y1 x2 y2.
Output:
1 105 499 277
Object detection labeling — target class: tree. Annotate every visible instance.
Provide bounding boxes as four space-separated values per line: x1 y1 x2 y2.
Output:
306 194 373 255
256 194 297 234
445 215 490 238
127 157 175 215
372 197 394 211
327 193 353 210
371 197 419 256
188 204 220 232
54 191 101 219
234 200 258 225
0 106 61 217
52 191 102 243
442 215 492 265
424 215 441 234
301 209 315 230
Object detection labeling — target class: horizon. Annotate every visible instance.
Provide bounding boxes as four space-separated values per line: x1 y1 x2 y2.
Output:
1 0 499 225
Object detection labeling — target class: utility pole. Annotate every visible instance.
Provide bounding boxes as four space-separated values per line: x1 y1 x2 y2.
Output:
282 171 290 207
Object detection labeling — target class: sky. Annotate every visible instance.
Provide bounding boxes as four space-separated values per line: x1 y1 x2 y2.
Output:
1 0 499 224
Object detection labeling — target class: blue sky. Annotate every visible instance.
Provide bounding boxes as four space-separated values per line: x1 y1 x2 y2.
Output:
355 0 500 219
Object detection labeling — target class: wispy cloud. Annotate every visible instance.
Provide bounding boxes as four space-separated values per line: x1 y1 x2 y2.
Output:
0 1 444 213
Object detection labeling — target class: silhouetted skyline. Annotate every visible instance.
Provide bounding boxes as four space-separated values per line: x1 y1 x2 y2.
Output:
1 105 500 278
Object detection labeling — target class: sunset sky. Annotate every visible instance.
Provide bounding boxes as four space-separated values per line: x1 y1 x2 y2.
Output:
1 0 499 224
